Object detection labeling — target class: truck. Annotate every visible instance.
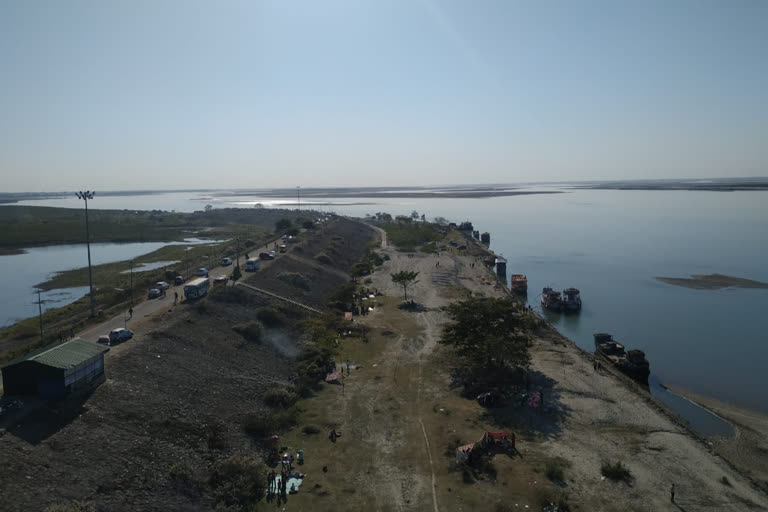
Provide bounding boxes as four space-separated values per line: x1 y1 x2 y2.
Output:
184 277 210 299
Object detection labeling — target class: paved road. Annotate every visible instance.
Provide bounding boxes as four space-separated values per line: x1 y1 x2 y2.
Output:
77 236 283 343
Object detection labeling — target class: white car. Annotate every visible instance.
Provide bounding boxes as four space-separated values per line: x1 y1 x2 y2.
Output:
108 328 134 343
220 257 232 266
155 281 170 291
196 268 209 277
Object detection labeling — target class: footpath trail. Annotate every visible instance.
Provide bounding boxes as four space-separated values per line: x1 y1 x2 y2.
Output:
284 237 768 511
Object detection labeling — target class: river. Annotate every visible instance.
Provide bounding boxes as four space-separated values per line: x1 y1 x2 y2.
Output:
9 188 768 433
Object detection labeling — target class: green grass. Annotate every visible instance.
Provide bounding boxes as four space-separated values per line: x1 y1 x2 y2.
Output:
600 460 633 484
381 221 442 252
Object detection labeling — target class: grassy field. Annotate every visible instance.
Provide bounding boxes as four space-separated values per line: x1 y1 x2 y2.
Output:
380 221 442 252
0 205 312 251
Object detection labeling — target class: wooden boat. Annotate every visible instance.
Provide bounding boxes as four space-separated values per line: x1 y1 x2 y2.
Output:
510 274 528 294
562 288 582 313
593 333 650 385
541 287 563 312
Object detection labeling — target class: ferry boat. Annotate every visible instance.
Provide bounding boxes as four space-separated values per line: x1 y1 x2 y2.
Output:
593 333 650 385
562 288 582 313
510 274 528 294
541 287 563 312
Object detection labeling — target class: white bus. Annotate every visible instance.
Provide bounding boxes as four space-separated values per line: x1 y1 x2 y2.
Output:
184 277 210 299
245 259 260 272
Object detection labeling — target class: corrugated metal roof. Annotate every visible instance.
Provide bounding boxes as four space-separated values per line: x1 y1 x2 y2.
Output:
3 338 108 370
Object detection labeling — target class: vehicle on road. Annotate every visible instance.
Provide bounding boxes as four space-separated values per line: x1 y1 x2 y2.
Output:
259 252 275 260
174 275 185 285
184 277 210 299
279 244 287 253
220 257 232 266
148 288 162 299
109 328 134 343
196 268 209 277
97 335 111 345
155 281 170 291
245 259 260 271
214 275 228 285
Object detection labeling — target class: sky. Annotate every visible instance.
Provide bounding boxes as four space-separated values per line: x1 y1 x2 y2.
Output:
1 0 767 192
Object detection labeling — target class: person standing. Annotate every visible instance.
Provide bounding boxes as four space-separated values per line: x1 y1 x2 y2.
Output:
670 483 675 502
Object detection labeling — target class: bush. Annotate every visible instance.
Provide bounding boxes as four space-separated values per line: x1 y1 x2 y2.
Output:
243 408 299 439
315 253 332 265
232 321 263 343
169 461 203 496
263 388 297 408
601 460 633 484
209 454 265 510
277 272 310 290
302 425 320 435
545 458 570 483
255 307 285 327
45 502 95 512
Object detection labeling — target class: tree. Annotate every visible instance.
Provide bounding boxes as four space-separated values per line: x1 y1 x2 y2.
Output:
275 218 292 232
254 203 264 209
440 297 532 370
434 216 449 226
302 220 315 230
204 204 213 212
391 271 419 301
421 213 426 222
230 265 241 283
411 210 420 220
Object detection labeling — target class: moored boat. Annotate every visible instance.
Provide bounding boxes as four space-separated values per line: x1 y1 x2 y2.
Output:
562 287 582 313
593 333 650 385
541 287 563 311
510 274 528 294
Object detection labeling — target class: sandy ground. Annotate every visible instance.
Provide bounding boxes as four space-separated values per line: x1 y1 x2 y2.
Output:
289 229 768 511
667 386 768 495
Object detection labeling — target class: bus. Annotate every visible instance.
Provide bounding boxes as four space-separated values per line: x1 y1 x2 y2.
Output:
183 277 209 299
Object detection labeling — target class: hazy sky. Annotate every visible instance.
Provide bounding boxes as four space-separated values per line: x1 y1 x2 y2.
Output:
1 1 767 192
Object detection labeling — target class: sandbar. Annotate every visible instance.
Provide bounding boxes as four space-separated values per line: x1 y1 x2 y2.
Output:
655 273 768 290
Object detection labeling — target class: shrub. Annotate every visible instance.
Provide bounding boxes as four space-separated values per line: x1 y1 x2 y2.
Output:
45 502 95 512
302 425 320 435
601 460 633 484
209 454 265 510
255 307 285 327
263 388 297 408
545 458 569 483
277 272 310 290
243 408 299 439
315 252 332 265
232 321 262 343
169 461 203 496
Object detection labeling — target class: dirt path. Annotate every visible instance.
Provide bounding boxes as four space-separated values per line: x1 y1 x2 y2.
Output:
284 236 768 511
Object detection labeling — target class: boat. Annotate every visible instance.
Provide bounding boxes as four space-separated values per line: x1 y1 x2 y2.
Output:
593 333 650 385
562 288 582 313
541 287 563 312
510 274 528 294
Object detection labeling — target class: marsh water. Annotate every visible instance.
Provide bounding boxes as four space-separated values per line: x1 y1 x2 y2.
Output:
10 188 768 434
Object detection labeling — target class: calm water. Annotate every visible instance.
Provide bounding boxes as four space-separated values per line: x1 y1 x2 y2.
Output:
11 189 768 431
0 239 220 328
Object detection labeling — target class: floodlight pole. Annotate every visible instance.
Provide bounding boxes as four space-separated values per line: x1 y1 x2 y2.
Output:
76 191 96 317
36 290 44 342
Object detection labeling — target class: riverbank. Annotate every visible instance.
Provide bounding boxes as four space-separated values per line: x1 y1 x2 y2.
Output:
667 385 768 494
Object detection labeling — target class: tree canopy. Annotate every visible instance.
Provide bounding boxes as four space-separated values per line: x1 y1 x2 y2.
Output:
440 297 532 371
391 271 419 301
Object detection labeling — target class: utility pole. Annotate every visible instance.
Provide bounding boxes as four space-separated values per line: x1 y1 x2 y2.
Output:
34 290 45 342
129 260 134 308
297 186 300 211
76 190 96 317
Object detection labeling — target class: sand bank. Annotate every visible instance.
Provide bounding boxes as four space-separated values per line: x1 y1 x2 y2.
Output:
655 273 768 290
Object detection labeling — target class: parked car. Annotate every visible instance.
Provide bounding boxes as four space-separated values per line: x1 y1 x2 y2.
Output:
174 275 185 285
148 288 162 299
109 328 134 343
155 281 170 291
196 267 209 277
214 275 229 285
220 257 232 266
97 335 111 345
